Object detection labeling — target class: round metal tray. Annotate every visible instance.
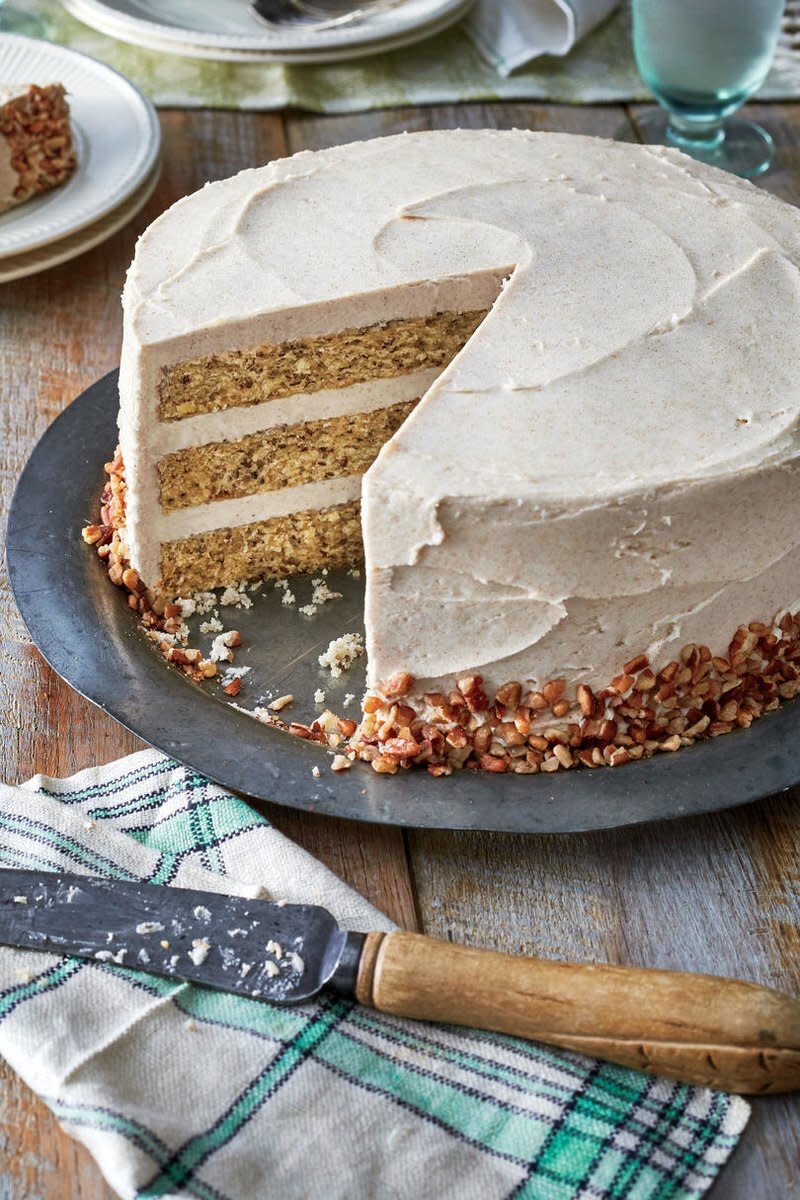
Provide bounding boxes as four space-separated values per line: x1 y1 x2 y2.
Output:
7 371 800 832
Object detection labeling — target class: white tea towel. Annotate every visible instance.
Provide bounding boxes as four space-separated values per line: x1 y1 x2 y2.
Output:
0 749 749 1198
466 0 621 76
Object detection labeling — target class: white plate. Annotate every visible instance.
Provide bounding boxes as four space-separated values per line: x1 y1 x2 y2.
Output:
65 0 471 63
60 0 470 53
0 160 159 282
0 35 160 256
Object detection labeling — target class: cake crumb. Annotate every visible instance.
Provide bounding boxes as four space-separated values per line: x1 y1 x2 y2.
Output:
314 688 326 704
312 766 321 779
266 939 282 959
210 630 241 663
318 633 364 677
299 574 343 616
200 615 223 634
190 592 217 616
175 597 196 618
281 589 296 607
250 706 277 725
221 665 251 688
220 584 253 609
343 693 355 706
95 948 127 965
347 568 361 579
269 693 294 712
331 755 352 772
188 938 211 966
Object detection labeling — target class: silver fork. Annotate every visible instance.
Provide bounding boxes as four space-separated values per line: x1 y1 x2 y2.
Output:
251 0 407 32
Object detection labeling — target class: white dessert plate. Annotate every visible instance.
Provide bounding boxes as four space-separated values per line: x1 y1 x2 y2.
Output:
0 35 160 255
7 371 800 833
61 0 471 58
62 0 472 64
0 159 159 282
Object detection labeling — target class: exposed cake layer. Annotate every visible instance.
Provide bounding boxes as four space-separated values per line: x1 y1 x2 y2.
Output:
150 474 360 544
159 310 487 421
120 271 505 594
160 500 362 596
0 84 75 215
146 370 441 458
158 397 417 511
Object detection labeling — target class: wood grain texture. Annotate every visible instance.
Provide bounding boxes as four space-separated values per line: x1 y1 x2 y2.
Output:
0 99 798 1197
358 931 800 1093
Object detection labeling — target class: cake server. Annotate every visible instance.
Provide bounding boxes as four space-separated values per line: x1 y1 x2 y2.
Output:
2 868 799 1095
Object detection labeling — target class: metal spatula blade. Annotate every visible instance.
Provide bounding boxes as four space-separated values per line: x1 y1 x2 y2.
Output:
0 869 362 1004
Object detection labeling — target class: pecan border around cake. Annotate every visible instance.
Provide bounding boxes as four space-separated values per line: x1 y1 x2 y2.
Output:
84 449 800 778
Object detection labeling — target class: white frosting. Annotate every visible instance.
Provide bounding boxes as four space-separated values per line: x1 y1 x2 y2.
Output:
0 85 30 103
152 474 361 544
120 130 800 693
0 131 18 216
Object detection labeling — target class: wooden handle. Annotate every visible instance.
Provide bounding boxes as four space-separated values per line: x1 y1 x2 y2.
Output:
355 932 800 1094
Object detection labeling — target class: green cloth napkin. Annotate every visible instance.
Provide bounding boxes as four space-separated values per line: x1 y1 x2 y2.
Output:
19 0 800 112
0 749 748 1198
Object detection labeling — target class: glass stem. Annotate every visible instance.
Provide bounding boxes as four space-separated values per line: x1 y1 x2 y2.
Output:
666 113 725 150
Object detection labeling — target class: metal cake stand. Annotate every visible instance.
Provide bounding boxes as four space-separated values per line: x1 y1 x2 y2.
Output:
7 370 800 832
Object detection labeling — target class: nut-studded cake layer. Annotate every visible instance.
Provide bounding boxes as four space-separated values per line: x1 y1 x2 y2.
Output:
158 398 417 512
0 84 75 213
160 500 362 596
348 618 800 776
158 309 487 421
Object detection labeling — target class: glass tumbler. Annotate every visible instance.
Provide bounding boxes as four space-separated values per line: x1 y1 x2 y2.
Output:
632 0 785 178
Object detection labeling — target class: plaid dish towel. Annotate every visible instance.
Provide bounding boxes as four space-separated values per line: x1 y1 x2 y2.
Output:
467 0 621 77
0 749 748 1199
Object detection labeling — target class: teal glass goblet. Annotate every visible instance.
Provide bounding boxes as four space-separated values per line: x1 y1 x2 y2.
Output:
632 0 785 178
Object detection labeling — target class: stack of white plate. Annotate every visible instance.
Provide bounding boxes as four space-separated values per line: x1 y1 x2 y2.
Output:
62 0 473 64
0 35 160 283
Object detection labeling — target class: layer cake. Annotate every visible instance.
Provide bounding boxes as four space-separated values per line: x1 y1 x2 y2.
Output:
107 129 800 773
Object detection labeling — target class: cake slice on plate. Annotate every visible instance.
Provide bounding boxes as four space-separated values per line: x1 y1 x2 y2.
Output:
0 83 75 215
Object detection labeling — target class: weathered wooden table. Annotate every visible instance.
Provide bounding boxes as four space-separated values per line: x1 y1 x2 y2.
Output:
1 100 798 1199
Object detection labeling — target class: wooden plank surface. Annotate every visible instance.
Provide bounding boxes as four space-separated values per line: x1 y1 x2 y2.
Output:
0 99 798 1199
